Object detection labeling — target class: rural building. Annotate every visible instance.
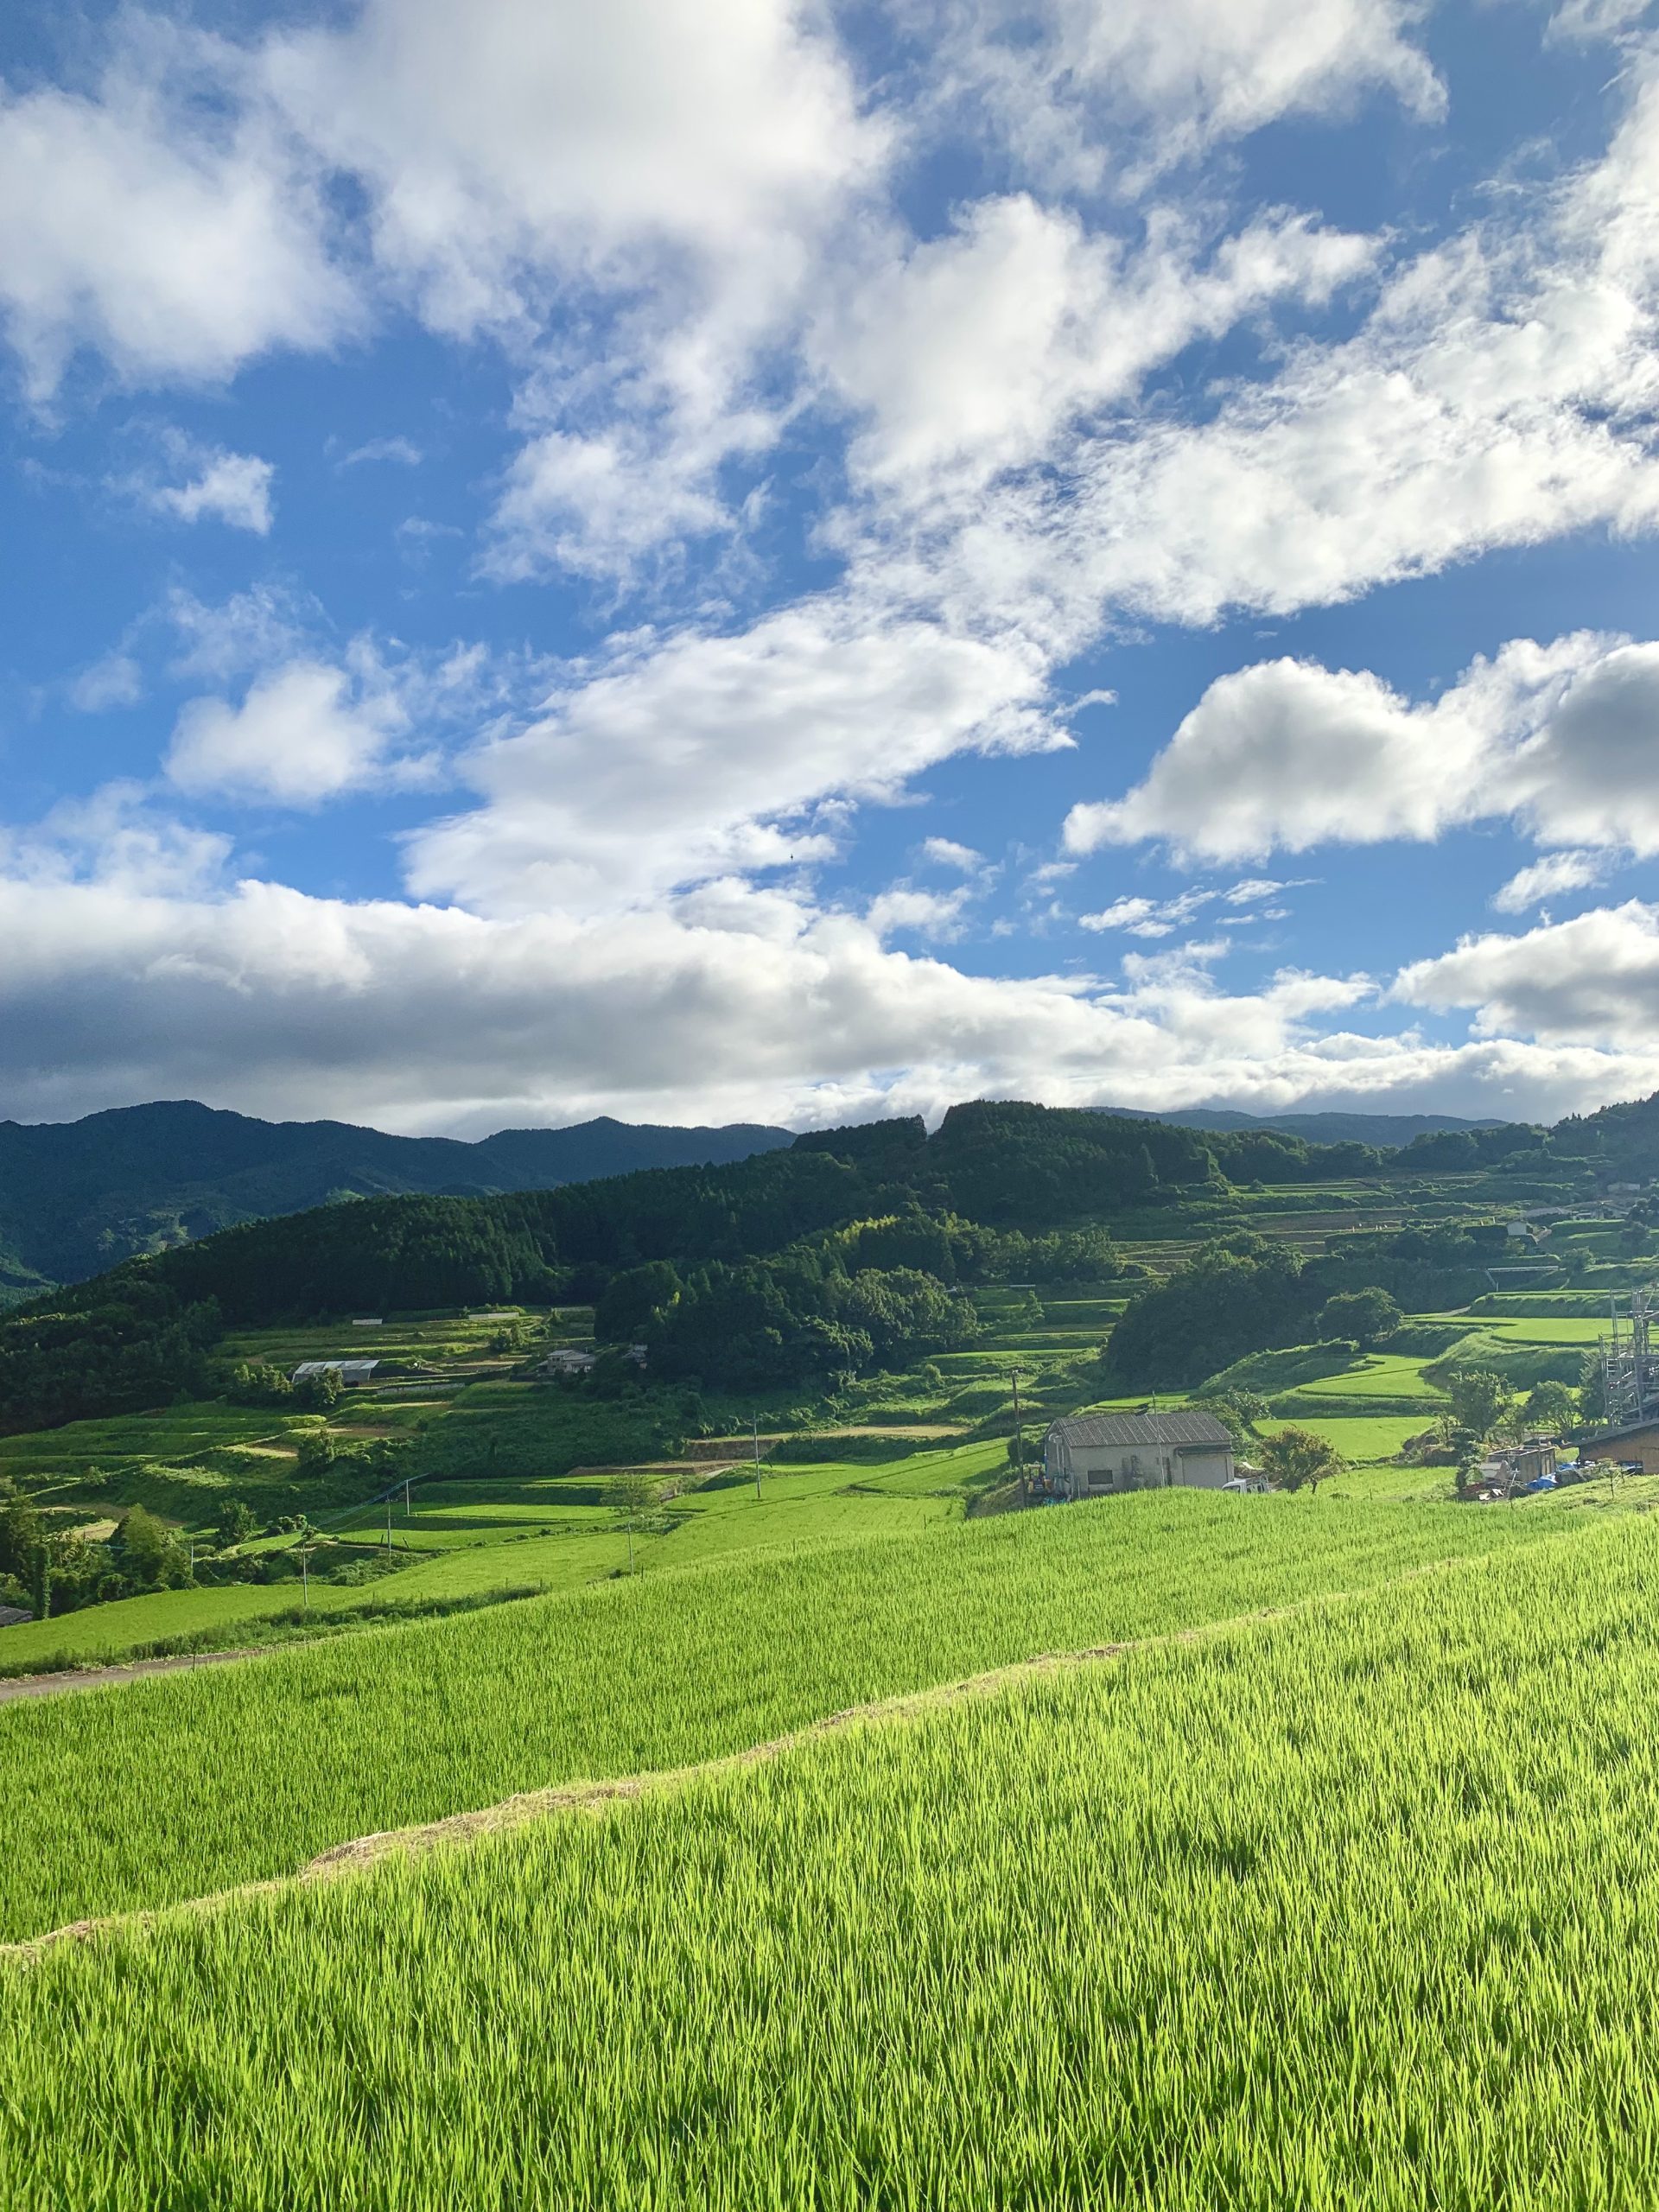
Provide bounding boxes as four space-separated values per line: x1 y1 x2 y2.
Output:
1582 1421 1659 1472
1478 1440 1559 1490
0 1604 33 1629
542 1347 597 1376
290 1358 380 1388
1042 1410 1236 1500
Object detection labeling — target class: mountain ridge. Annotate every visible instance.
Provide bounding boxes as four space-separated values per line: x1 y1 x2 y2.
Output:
0 1101 791 1292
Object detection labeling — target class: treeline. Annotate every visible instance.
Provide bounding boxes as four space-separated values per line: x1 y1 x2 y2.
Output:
1106 1224 1504 1389
0 1277 222 1434
0 1096 1532 1433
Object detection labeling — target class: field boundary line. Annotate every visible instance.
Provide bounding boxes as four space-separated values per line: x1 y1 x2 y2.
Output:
0 1543 1535 1968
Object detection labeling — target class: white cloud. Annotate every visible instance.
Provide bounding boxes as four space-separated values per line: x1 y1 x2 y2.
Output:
67 653 143 713
264 0 885 576
866 884 976 942
919 837 985 874
1395 900 1659 1045
916 0 1443 188
144 441 276 532
1491 849 1612 913
1065 632 1659 863
0 43 350 397
407 603 1065 917
165 660 429 806
5 855 1647 1135
486 427 740 582
817 199 1376 499
0 782 230 899
1077 875 1303 936
870 61 1659 651
339 435 422 467
1546 0 1654 41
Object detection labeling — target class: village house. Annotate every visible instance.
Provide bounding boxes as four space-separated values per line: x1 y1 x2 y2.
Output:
541 1347 597 1376
1581 1420 1659 1473
1042 1409 1236 1500
290 1358 380 1388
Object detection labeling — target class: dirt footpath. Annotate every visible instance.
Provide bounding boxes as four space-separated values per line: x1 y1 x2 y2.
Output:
0 1646 262 1706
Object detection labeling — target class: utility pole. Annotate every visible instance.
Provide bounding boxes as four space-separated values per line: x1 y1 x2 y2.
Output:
1010 1366 1029 1503
298 1544 314 1610
386 1497 393 1552
404 1474 411 1519
753 1414 763 1502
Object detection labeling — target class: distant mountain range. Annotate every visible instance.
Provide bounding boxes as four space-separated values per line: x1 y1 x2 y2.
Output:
0 1102 791 1294
3 1089 1644 1304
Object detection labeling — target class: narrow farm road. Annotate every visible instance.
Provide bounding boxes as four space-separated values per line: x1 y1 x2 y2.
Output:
0 1647 264 1706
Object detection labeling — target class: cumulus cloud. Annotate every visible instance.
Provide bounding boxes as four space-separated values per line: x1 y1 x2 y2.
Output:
865 884 977 942
919 837 986 874
0 42 350 396
165 660 430 806
3 853 1647 1133
1395 901 1659 1045
1065 632 1659 863
407 603 1065 917
816 199 1376 498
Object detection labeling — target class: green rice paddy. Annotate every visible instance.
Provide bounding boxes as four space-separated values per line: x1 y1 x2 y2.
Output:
5 1516 1655 2207
0 1491 1571 1946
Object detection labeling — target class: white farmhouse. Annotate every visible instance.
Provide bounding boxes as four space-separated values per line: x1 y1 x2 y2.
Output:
1043 1409 1236 1500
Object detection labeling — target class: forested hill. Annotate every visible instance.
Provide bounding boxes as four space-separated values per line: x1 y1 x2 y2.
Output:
6 1090 1657 1432
0 1097 1513 1429
0 1101 791 1291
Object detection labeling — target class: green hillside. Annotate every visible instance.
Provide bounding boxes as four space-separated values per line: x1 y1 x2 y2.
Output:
0 1100 790 1289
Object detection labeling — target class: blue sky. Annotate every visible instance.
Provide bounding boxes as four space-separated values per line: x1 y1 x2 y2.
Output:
4 0 1659 1135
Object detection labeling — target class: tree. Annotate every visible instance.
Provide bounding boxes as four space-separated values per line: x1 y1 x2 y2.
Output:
1522 1379 1578 1435
1444 1368 1513 1446
1209 1390 1269 1450
216 1497 256 1548
1258 1426 1346 1495
292 1366 344 1414
608 1471 658 1573
296 1428 340 1474
1318 1287 1403 1349
111 1504 179 1588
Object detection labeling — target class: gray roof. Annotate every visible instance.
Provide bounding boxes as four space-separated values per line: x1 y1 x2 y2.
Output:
1047 1409 1232 1450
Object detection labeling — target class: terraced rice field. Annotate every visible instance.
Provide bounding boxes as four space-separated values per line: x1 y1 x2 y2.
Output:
4 1516 1651 2207
0 1491 1568 1946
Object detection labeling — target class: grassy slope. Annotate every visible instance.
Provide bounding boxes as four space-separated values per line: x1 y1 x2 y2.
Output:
6 1519 1656 2208
0 1491 1574 1945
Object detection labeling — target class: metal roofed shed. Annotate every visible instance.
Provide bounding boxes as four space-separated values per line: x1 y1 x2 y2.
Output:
1043 1409 1236 1501
290 1358 381 1388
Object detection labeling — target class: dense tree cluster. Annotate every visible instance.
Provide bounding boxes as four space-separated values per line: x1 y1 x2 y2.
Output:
599 1253 980 1390
1106 1223 1504 1389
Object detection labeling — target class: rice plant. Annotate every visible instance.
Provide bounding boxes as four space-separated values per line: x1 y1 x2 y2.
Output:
0 1491 1570 1943
5 1516 1659 2209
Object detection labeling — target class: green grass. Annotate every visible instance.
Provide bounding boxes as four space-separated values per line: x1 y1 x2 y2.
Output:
7 1519 1658 2207
0 1491 1577 1947
1285 1414 1427 1464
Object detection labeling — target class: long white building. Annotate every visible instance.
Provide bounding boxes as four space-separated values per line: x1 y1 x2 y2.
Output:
1043 1409 1235 1500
